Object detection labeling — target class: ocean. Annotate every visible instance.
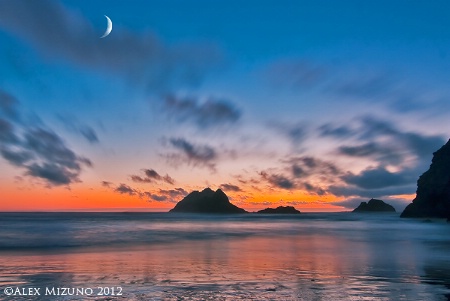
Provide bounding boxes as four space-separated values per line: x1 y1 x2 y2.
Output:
0 212 449 300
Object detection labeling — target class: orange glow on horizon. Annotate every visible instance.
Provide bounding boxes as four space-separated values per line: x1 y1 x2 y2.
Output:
0 183 357 212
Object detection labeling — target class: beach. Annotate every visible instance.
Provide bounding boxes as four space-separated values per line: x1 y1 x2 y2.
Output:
0 212 449 300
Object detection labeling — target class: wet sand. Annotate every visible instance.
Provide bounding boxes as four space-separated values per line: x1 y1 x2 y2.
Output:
0 213 449 300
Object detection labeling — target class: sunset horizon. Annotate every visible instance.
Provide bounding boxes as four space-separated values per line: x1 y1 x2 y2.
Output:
1 1 450 299
2 1 450 214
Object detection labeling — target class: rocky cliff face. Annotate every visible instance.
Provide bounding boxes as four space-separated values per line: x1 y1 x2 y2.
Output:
353 199 396 212
169 188 247 213
401 139 450 218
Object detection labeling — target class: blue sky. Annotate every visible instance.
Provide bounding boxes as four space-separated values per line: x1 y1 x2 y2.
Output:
0 0 450 211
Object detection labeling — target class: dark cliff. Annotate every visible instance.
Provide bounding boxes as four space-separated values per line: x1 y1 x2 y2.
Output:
401 139 450 218
169 188 247 214
353 199 396 213
257 206 301 214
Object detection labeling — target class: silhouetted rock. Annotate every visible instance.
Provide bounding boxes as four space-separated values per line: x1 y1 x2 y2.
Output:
169 188 247 213
257 206 301 214
401 139 450 218
353 198 396 212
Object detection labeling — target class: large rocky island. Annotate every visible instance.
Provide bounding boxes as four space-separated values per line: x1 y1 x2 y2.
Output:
169 188 247 213
401 139 450 218
257 206 301 214
353 199 396 213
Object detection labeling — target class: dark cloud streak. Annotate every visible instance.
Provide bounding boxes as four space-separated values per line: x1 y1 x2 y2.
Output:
114 184 136 196
167 138 217 170
163 95 241 128
260 171 295 189
220 183 241 192
0 90 91 186
130 168 175 185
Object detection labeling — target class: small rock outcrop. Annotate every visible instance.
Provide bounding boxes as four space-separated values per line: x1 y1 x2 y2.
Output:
169 188 247 214
353 199 396 213
257 206 301 214
401 139 450 218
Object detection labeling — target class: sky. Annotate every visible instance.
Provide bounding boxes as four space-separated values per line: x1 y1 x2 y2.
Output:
1 0 450 212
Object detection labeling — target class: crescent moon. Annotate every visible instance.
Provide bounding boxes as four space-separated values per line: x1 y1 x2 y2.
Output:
100 15 112 38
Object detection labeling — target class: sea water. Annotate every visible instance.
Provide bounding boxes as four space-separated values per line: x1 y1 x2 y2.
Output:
0 212 449 300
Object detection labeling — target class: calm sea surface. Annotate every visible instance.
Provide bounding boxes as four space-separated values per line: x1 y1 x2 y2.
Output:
0 212 449 300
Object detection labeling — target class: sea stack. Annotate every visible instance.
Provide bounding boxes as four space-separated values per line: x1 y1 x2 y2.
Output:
401 139 450 218
257 206 301 214
353 198 396 213
169 188 247 213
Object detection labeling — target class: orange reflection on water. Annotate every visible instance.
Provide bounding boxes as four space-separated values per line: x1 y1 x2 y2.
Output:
0 233 426 300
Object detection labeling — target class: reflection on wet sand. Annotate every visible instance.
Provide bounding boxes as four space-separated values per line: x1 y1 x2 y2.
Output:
1 231 449 300
1 213 449 300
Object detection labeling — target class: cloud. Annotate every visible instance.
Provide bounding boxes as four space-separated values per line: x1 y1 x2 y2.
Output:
106 179 186 203
166 138 217 170
301 182 326 195
337 142 402 165
341 166 414 190
160 188 188 198
56 114 99 144
26 162 78 186
329 184 417 200
101 181 112 188
146 194 167 202
0 91 92 186
0 119 19 145
262 59 327 89
79 127 99 143
114 184 136 196
260 170 326 194
323 116 445 166
144 188 188 203
256 156 339 195
220 183 241 192
130 175 152 183
318 116 445 200
270 122 308 145
328 70 448 115
130 168 175 185
285 156 341 179
332 73 391 100
0 0 221 91
163 94 241 128
318 123 354 139
0 89 19 119
260 171 295 189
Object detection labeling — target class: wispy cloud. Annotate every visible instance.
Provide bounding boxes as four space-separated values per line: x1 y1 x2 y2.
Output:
220 183 241 192
0 0 222 91
101 181 112 188
130 168 175 185
163 94 241 128
165 137 217 170
57 114 99 144
341 167 414 190
285 156 341 179
114 183 136 196
144 188 188 203
320 115 445 200
260 171 295 189
107 181 187 203
0 90 92 186
262 59 327 90
269 122 309 146
323 116 445 166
